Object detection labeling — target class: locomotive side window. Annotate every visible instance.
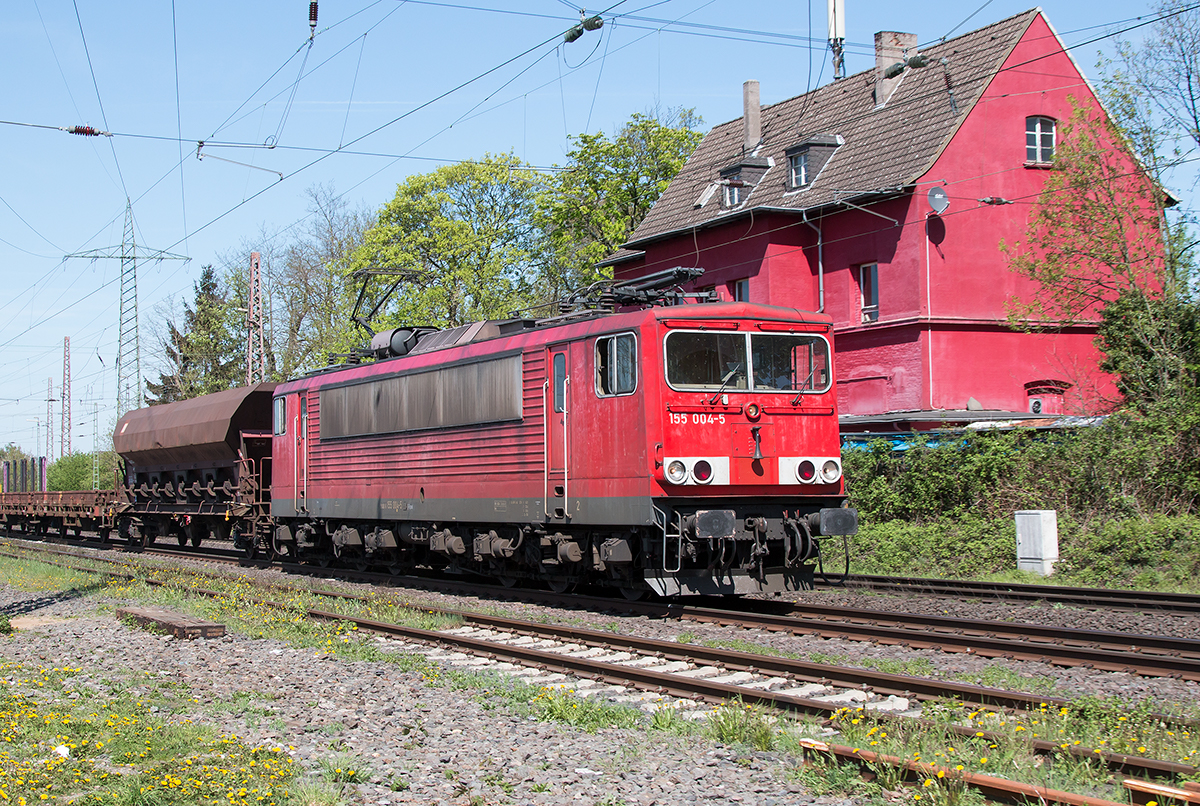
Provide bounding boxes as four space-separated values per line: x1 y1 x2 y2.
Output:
553 353 567 412
321 354 523 439
665 330 831 394
665 332 748 391
595 333 637 396
750 334 831 393
272 397 286 435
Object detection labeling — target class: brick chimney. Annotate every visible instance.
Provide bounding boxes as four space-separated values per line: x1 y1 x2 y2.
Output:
743 79 761 154
875 31 917 106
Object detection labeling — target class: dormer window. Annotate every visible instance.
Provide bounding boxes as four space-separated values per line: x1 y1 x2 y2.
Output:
789 152 809 187
723 177 742 207
1026 116 1055 164
784 134 840 190
718 156 769 208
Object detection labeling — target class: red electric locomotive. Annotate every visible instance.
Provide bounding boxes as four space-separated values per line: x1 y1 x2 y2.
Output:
269 273 857 596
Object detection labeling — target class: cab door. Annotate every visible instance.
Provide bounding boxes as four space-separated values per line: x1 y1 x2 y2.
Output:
544 344 571 520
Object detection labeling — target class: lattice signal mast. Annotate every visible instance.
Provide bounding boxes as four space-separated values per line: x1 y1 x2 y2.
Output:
246 251 267 386
61 337 71 458
46 378 55 461
64 200 190 416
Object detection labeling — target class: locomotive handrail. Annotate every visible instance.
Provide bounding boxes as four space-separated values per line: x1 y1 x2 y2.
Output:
543 380 551 519
292 413 300 515
563 375 569 519
653 504 683 573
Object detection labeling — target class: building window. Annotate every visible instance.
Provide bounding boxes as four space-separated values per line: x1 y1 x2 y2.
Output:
858 263 878 323
733 278 750 302
722 179 742 207
1026 116 1055 163
789 151 809 188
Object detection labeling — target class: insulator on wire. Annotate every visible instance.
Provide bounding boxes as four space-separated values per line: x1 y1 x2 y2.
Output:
60 125 111 137
582 15 603 30
564 25 584 43
309 1 318 36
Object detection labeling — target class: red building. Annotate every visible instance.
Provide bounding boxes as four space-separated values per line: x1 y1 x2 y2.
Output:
605 10 1158 430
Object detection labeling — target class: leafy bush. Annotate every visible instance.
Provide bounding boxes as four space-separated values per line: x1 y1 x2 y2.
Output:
844 401 1200 525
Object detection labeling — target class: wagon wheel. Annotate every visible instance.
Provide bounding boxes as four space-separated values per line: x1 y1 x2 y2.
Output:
176 530 188 547
497 576 518 589
316 554 333 568
190 533 203 548
618 586 646 602
353 559 370 573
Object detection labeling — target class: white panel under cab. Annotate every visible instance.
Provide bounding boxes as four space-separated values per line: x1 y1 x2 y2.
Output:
1015 509 1058 576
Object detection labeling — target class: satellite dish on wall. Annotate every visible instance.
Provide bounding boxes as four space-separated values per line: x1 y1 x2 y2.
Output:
927 187 950 214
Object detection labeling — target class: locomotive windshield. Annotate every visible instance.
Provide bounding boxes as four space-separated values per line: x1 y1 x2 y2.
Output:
665 330 831 394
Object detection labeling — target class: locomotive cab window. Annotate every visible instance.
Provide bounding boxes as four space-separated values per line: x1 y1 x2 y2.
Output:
595 333 637 396
751 334 831 392
272 397 286 436
665 330 831 394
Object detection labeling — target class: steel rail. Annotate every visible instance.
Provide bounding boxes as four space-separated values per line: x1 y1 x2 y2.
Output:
11 535 1200 679
833 574 1200 614
4 541 1196 785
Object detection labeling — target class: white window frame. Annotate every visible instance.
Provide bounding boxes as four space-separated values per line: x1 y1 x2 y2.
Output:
272 397 287 436
789 151 809 188
859 263 879 323
1026 116 1055 163
733 278 750 302
723 181 741 207
595 332 639 398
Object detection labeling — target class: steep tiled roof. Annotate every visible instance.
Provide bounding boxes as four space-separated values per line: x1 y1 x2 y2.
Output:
622 9 1038 249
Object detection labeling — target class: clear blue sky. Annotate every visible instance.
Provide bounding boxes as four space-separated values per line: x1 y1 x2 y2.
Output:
0 0 1164 456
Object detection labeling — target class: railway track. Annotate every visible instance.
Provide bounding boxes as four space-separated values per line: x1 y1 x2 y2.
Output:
2 537 1200 806
3 536 1198 790
831 574 1200 614
13 532 1200 682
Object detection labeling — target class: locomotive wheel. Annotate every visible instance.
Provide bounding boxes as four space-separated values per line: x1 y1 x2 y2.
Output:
497 576 518 589
546 578 575 594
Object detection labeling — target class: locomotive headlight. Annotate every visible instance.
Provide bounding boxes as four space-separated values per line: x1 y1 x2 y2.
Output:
821 459 842 483
745 402 761 420
796 460 816 483
693 460 714 484
666 460 687 484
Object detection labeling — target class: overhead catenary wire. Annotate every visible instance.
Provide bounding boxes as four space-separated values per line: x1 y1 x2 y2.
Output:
0 1 1190 415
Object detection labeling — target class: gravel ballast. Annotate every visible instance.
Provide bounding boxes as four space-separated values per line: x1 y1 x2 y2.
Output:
3 544 1199 804
0 585 817 806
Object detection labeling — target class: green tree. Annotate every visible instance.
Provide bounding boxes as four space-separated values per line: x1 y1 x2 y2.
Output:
537 108 703 297
47 452 97 491
145 265 241 403
355 153 545 328
259 185 373 376
1003 101 1198 407
1005 102 1169 325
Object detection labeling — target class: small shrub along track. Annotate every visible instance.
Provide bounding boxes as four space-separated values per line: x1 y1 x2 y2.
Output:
3 534 1200 806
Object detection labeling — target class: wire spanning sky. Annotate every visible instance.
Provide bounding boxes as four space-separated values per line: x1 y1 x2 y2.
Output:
0 0 1169 456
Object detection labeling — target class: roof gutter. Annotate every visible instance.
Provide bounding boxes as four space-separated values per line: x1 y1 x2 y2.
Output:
801 208 825 313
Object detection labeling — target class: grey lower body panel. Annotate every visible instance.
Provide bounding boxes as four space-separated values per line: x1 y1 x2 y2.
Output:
276 495 657 527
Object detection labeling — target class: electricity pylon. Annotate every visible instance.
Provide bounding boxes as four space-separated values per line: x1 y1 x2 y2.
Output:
65 200 190 416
